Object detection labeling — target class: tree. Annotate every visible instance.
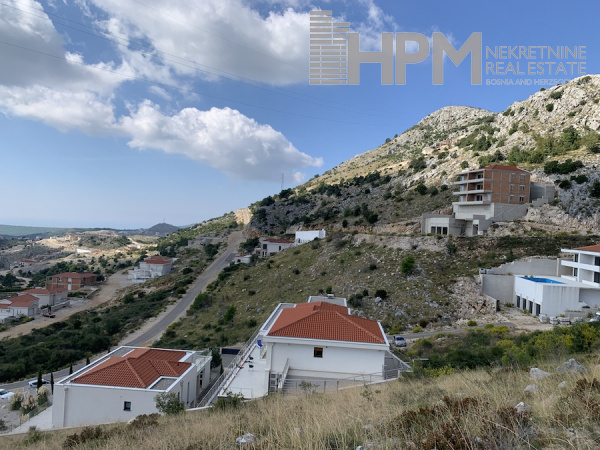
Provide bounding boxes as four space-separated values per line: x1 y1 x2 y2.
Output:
69 365 73 375
210 348 222 369
154 392 185 415
224 306 236 325
590 181 600 198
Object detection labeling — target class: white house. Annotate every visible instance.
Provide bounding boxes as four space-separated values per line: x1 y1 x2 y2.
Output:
21 287 68 308
0 294 39 322
129 255 175 281
295 229 326 245
255 238 294 257
513 244 600 317
217 299 397 400
52 346 212 429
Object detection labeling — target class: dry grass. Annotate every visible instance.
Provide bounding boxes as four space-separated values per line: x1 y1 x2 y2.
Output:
5 365 600 449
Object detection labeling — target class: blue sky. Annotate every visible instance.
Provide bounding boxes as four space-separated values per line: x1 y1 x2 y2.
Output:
0 0 598 229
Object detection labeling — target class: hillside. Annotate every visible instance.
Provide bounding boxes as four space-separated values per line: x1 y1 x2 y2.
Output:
249 75 600 236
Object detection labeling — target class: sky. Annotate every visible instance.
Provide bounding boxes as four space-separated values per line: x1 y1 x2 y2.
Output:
0 0 598 229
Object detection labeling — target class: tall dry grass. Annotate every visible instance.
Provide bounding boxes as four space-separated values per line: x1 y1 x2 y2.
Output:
3 364 600 449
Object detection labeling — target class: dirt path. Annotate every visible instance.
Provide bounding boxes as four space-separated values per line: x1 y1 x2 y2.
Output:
0 274 133 340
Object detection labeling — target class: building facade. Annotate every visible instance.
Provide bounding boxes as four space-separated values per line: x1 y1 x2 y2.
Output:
256 238 294 257
295 229 326 244
422 165 554 236
46 272 97 291
52 346 211 428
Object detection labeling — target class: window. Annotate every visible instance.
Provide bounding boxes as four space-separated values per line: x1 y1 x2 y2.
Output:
519 196 525 202
594 272 600 283
510 184 515 190
510 173 515 179
123 401 131 411
509 195 514 202
475 194 483 201
313 347 323 358
574 254 579 262
595 256 600 266
573 268 578 277
520 173 526 180
519 185 525 191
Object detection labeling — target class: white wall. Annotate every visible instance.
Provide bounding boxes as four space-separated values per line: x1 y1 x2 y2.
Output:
295 230 326 244
53 366 198 428
266 339 385 379
514 278 585 317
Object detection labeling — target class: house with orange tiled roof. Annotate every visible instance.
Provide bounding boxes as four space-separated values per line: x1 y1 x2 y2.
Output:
52 346 212 428
128 255 176 281
211 297 407 403
46 272 97 291
255 237 295 257
21 287 68 307
512 245 600 318
0 294 39 322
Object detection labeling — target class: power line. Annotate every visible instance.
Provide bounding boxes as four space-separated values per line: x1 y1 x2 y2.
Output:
0 39 387 126
4 0 401 118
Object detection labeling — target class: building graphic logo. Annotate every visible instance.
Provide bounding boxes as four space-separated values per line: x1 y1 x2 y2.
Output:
310 10 586 87
309 11 349 85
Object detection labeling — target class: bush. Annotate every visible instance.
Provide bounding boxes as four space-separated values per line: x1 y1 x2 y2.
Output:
549 90 563 100
590 181 600 198
546 103 554 112
154 392 185 415
415 183 428 195
467 320 478 327
374 289 387 299
401 255 415 275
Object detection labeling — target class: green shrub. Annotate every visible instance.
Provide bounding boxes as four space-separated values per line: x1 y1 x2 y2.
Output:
401 255 415 275
549 90 563 99
467 320 478 327
546 103 554 112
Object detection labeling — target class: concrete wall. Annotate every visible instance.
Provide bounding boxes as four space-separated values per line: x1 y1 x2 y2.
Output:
481 274 515 303
267 340 386 379
530 182 555 201
295 230 326 244
580 289 600 308
486 259 560 276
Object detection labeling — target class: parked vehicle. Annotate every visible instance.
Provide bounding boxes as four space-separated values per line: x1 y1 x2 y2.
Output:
42 313 56 318
394 335 407 347
28 378 50 388
0 389 15 399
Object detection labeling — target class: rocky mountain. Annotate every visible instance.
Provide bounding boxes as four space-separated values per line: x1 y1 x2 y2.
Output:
249 75 600 235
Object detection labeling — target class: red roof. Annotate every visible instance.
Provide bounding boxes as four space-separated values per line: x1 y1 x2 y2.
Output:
143 256 173 265
268 302 386 344
72 348 190 388
10 294 38 307
484 165 529 173
574 244 600 253
23 288 67 295
264 239 294 244
49 272 96 279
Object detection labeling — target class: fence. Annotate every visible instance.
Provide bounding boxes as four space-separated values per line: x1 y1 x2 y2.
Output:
196 329 261 407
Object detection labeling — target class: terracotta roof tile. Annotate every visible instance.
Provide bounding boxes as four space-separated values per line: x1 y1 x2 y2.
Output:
263 238 294 244
143 256 173 265
49 272 96 279
574 244 600 253
22 287 67 295
268 302 385 344
10 294 38 307
71 348 190 388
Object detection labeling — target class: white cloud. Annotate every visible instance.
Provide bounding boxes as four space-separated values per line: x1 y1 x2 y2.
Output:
87 0 310 85
118 102 322 181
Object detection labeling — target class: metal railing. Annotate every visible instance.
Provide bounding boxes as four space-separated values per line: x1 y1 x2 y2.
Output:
277 358 290 391
196 329 260 407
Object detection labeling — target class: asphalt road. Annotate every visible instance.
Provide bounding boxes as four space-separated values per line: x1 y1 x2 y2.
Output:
0 230 244 391
123 230 244 347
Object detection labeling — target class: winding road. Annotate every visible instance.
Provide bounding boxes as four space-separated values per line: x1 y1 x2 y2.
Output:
0 230 245 390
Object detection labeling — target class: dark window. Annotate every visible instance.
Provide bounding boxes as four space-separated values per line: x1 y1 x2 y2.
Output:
519 185 525 191
574 254 579 262
574 268 578 277
594 272 600 283
595 256 600 266
124 401 131 411
262 244 267 250
519 196 525 202
313 347 323 358
516 295 520 308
